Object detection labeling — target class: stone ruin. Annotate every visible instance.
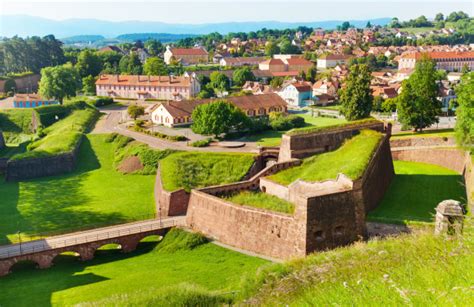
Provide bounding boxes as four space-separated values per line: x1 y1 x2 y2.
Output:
434 200 464 236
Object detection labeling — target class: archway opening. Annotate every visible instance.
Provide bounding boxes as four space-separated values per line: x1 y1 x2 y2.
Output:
94 243 122 257
53 251 81 265
9 260 38 273
138 235 162 251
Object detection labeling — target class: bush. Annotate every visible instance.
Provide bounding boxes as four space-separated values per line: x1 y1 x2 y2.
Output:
93 96 114 107
135 119 145 128
269 112 305 131
190 138 212 147
132 126 187 142
3 79 16 92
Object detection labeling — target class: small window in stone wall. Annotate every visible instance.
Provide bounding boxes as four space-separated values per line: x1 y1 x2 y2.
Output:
334 226 344 236
261 186 266 193
315 230 325 241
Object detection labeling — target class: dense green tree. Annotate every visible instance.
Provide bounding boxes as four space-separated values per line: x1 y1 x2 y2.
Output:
397 55 441 132
209 71 230 94
232 66 255 86
280 39 299 54
340 64 373 120
127 105 145 120
143 57 168 75
145 39 165 56
446 11 469 22
119 56 130 74
270 77 283 89
119 53 142 75
76 49 102 78
435 13 444 22
39 63 79 103
99 51 122 70
366 21 372 28
265 41 280 57
191 100 248 137
306 66 317 83
82 75 96 95
197 89 213 99
454 72 473 147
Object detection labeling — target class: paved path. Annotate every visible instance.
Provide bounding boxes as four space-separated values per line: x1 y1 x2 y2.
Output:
0 216 186 259
93 110 259 153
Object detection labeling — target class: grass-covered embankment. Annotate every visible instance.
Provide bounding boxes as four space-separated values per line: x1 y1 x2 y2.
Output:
159 151 255 192
0 228 268 306
0 134 156 244
239 221 474 305
368 160 467 224
391 128 455 140
10 105 99 160
224 191 295 214
269 129 383 185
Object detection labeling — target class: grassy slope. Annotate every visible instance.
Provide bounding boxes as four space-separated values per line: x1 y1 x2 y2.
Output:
225 191 295 214
159 151 254 192
368 161 467 223
241 225 474 306
0 134 155 244
269 130 382 185
0 229 268 306
392 128 455 139
241 115 346 147
0 109 33 133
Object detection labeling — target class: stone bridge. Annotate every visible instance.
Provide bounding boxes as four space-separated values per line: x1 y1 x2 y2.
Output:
0 217 186 277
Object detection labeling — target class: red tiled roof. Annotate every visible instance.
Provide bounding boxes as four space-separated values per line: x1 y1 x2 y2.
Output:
321 54 352 60
290 82 312 92
157 93 287 118
271 71 299 77
95 74 193 87
286 58 312 65
170 47 208 56
260 58 286 66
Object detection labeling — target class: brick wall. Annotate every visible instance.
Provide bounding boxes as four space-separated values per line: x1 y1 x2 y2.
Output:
279 121 386 161
0 74 40 93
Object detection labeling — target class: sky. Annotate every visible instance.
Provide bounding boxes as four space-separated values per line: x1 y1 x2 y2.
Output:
0 0 472 23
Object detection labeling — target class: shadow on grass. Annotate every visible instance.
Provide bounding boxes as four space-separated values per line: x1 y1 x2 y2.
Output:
0 240 160 306
0 137 128 244
368 173 467 225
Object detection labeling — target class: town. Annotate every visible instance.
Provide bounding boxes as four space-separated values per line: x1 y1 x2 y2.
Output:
0 4 473 306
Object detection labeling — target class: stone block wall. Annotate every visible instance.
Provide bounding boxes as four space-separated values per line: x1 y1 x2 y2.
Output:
279 121 386 161
0 74 40 93
154 166 190 217
186 190 306 259
5 137 83 181
391 148 466 173
390 136 456 148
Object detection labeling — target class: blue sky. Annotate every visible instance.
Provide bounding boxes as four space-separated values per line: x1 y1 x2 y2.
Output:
1 0 472 23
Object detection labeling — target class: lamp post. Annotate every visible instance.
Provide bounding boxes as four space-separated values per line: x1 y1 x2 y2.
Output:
159 206 162 227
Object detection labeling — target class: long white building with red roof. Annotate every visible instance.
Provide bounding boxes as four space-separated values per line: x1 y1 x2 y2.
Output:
95 73 201 100
164 46 208 65
398 51 474 72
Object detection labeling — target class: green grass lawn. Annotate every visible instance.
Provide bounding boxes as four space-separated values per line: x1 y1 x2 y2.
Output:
392 128 455 139
0 229 268 306
241 115 346 146
159 151 255 192
269 130 382 185
0 134 156 244
368 160 467 224
224 191 295 214
241 223 474 306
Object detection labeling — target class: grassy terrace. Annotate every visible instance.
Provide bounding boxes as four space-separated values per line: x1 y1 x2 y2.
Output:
368 161 467 224
0 229 267 306
224 191 295 214
391 128 455 140
11 107 99 160
287 118 380 136
0 134 155 244
269 130 383 186
159 151 255 192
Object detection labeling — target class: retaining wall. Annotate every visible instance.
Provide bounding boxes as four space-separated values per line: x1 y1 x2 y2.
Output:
154 166 190 217
5 137 82 181
390 136 456 148
279 121 386 161
0 74 40 93
391 147 466 173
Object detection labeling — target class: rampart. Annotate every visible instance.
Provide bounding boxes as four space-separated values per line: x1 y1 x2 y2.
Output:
154 166 190 217
391 147 466 173
390 136 456 148
0 74 40 93
5 137 83 181
278 120 387 161
186 133 394 259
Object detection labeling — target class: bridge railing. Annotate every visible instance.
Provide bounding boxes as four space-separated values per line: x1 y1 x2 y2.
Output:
0 218 182 259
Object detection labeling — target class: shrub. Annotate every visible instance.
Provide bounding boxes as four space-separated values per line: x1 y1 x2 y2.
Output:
93 96 114 107
135 119 145 127
190 138 212 147
269 112 305 131
132 126 187 142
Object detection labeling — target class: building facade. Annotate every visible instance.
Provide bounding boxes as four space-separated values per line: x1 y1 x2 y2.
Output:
398 51 474 72
95 74 201 101
13 94 59 108
164 46 208 65
278 82 313 107
317 54 351 69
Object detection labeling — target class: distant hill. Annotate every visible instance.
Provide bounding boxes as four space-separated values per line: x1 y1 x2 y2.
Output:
116 33 198 43
61 35 105 44
0 15 391 38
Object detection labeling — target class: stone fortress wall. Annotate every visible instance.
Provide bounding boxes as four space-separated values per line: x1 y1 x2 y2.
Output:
181 122 395 259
